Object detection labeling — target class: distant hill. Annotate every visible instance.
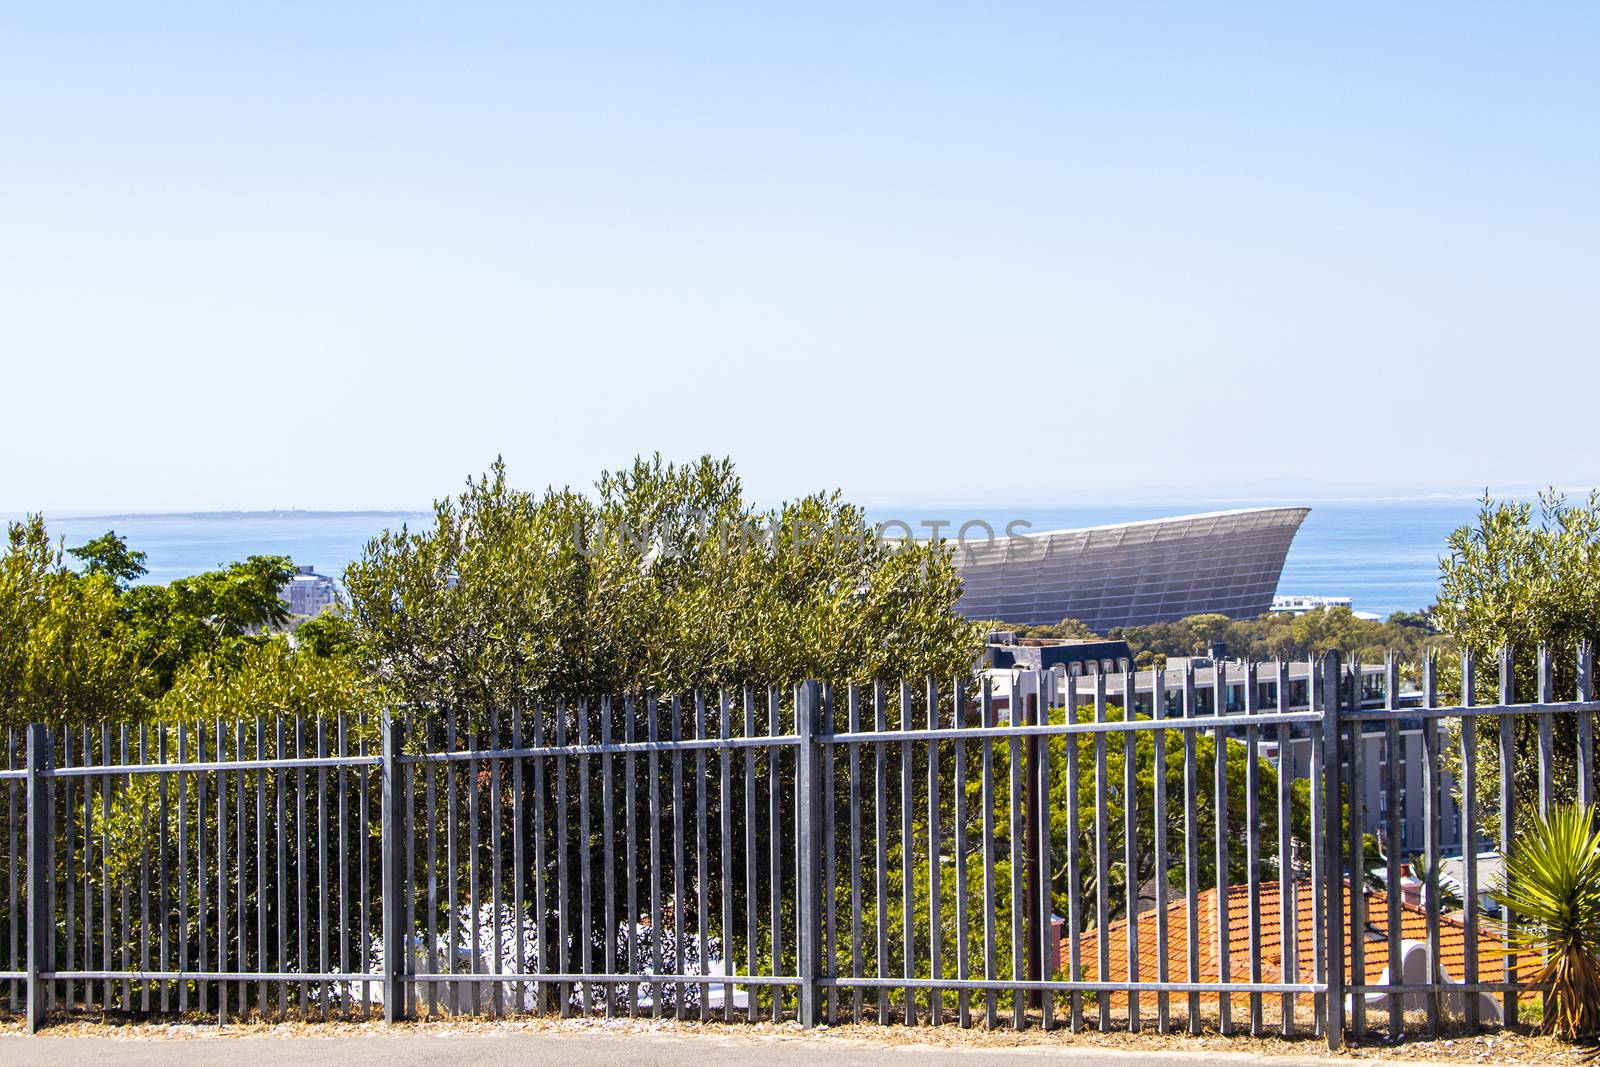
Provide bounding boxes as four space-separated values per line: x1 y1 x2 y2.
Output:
61 509 432 521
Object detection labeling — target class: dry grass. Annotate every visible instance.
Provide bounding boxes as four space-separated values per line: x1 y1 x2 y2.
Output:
0 1011 1593 1064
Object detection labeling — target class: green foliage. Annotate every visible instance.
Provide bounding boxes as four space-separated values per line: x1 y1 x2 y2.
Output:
120 553 296 691
66 530 148 590
1 516 373 730
1437 491 1600 838
1436 490 1600 670
1030 701 1285 912
0 516 154 726
293 609 359 658
156 635 381 726
345 456 983 719
997 608 1444 669
1493 802 1600 1037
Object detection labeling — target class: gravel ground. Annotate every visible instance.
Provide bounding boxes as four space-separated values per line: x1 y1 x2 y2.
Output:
0 1014 1591 1065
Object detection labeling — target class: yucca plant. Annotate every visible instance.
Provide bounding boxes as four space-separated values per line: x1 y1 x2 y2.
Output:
1493 802 1600 1038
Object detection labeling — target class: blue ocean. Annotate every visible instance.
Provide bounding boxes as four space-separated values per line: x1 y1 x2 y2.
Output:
19 499 1484 618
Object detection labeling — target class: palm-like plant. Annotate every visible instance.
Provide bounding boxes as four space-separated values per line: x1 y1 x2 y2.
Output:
1493 802 1600 1038
1410 850 1466 911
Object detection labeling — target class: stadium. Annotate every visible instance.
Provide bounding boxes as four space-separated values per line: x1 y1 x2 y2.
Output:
951 506 1310 631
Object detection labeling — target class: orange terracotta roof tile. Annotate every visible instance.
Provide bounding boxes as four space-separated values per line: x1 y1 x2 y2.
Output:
1072 880 1536 1007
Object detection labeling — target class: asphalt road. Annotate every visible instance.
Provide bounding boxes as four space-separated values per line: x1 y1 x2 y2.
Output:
0 1030 1359 1067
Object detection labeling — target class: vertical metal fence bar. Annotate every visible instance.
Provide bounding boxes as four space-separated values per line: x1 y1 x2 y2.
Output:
467 716 482 1017
718 691 735 1022
952 677 970 1029
97 727 107 1012
1321 652 1345 1051
1213 660 1232 1035
512 705 527 1015
927 676 944 1027
7 727 16 1016
1277 659 1296 1037
234 720 246 1019
901 680 918 1026
1421 655 1442 1034
796 681 824 1028
742 688 757 1023
382 712 405 1022
694 693 710 1022
140 725 153 1015
232 723 243 1023
532 701 549 1015
979 678 997 1030
294 720 307 1016
1007 676 1024 1030
444 711 460 1014
556 700 571 1017
1580 642 1596 811
424 717 440 1017
1094 669 1111 1032
875 680 891 1026
625 696 640 1018
25 726 50 1032
1347 661 1365 1040
1037 673 1054 1031
89 727 101 1013
338 716 350 1016
1307 659 1323 1039
86 728 98 1013
314 718 330 1019
647 695 663 1019
218 719 230 1024
120 724 133 1014
671 696 687 1021
849 683 866 1025
1244 661 1261 1036
1123 662 1141 1033
1538 644 1556 1015
1538 644 1556 818
579 699 595 1016
1065 671 1081 1033
489 708 504 1018
1153 665 1171 1034
823 685 840 1025
255 720 268 1019
404 714 417 1020
1181 665 1200 1033
1384 655 1402 1042
275 720 288 1017
486 710 499 1017
769 686 784 1022
1460 649 1479 1031
61 727 74 1014
604 697 620 1019
178 724 191 1016
1499 646 1518 1027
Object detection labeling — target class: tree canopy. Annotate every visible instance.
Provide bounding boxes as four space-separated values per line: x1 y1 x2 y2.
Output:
345 456 982 719
0 516 372 729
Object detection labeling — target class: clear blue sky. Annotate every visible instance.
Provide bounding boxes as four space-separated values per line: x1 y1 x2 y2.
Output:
3 3 1596 513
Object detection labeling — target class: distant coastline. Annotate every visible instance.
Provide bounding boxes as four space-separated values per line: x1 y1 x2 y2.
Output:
55 509 432 522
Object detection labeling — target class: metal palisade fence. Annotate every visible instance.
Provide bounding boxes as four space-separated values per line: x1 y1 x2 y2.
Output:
1 645 1597 1048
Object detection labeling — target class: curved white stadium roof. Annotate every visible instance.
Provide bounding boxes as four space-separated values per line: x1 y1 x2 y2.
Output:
952 506 1310 631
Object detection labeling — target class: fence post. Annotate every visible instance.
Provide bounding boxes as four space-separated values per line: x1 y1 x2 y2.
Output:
381 709 407 1022
1321 652 1345 1051
795 681 824 1027
25 723 51 1033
